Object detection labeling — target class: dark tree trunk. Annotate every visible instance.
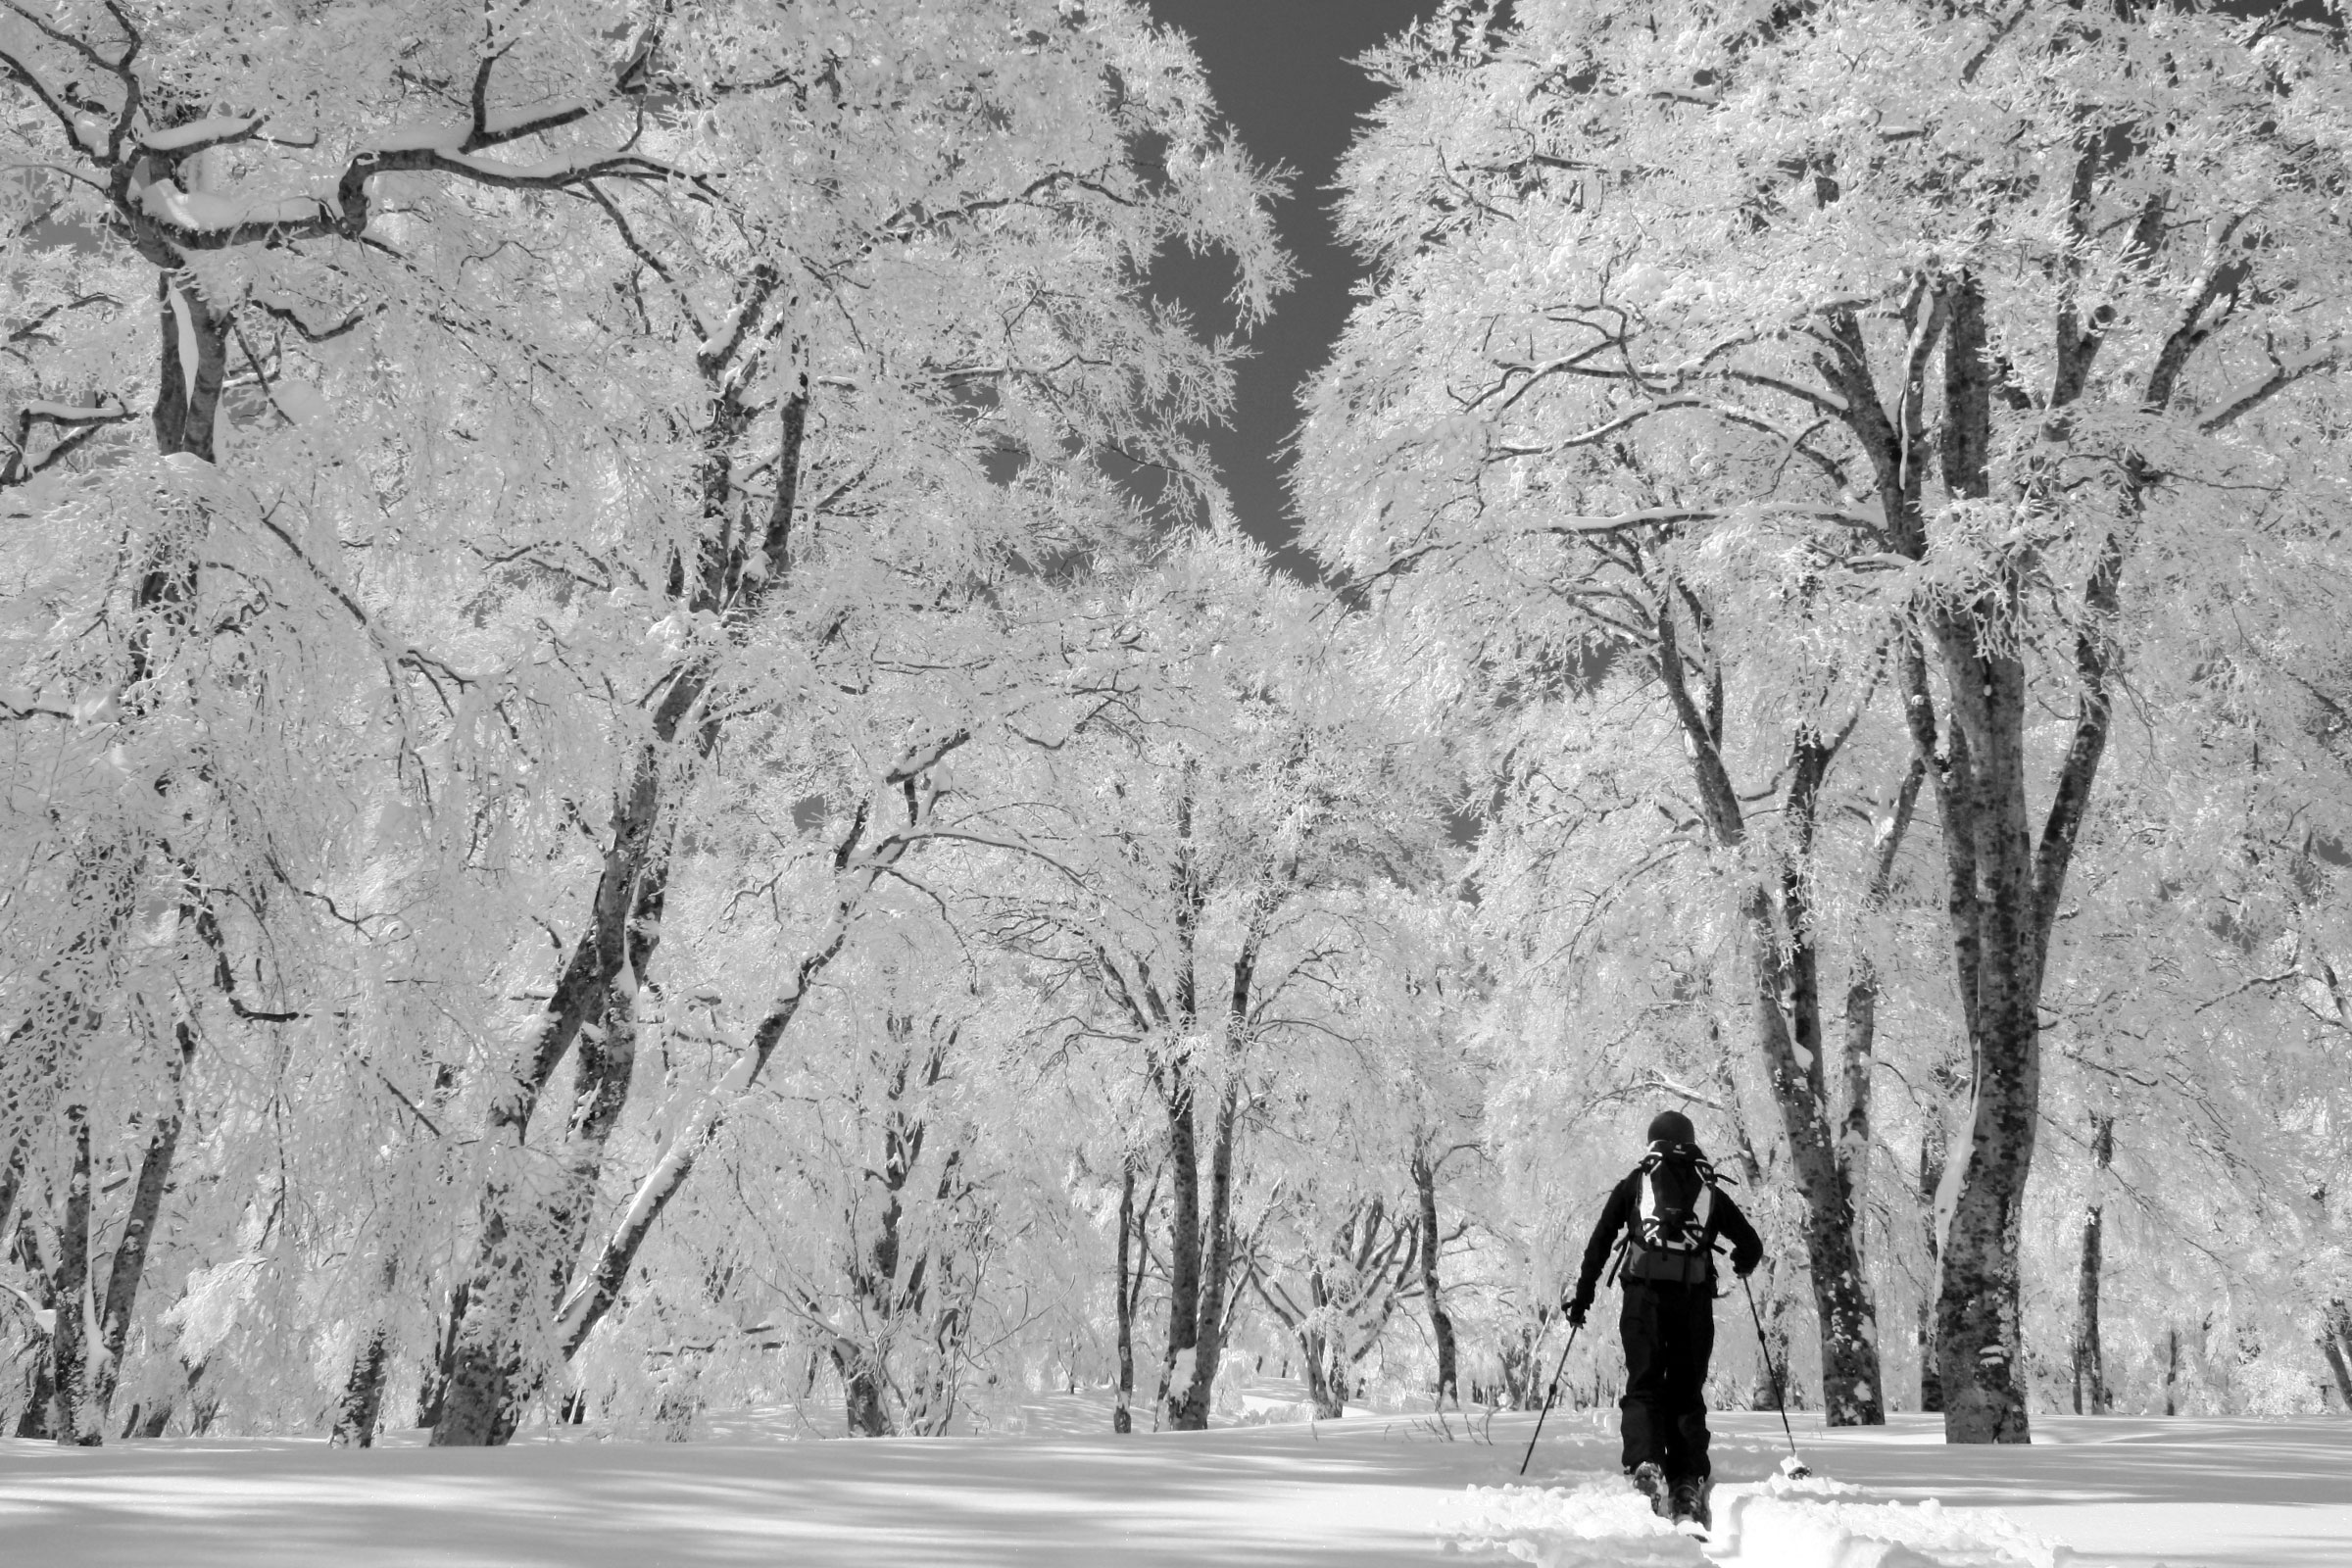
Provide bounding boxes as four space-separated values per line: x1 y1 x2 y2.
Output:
1286 1271 1345 1420
1706 1021 1793 1413
1410 1147 1458 1408
1911 250 2178 1445
14 1342 54 1440
1308 1326 1346 1419
1172 1079 1239 1431
1923 639 2044 1446
1158 1079 1202 1429
415 1282 468 1432
187 1381 220 1436
2163 1326 2181 1415
9 1215 56 1437
0 1143 24 1257
1918 1121 1946 1413
90 1021 195 1423
1653 614 1886 1426
2318 1300 2352 1412
835 1342 891 1438
432 367 811 1449
1114 1159 1137 1434
51 1107 99 1446
151 273 232 460
331 1255 401 1447
434 766 674 1447
2071 1113 2113 1416
128 1395 173 1439
1169 908 1264 1434
329 1329 392 1448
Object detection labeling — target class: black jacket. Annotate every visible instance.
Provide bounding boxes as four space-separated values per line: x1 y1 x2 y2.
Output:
1566 1153 1764 1313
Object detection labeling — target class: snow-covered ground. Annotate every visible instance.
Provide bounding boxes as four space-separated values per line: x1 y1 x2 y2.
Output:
1 1401 2345 1567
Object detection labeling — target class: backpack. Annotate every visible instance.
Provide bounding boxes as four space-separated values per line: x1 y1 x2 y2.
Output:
1619 1149 1722 1286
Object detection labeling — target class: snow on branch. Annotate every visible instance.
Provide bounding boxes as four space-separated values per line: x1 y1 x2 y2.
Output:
1521 501 1883 538
136 114 267 154
2 395 133 486
5 6 698 254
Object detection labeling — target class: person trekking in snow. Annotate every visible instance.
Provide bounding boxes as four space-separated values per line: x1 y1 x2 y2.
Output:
1560 1109 1763 1531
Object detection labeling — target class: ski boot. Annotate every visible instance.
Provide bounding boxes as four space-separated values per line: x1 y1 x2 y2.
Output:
1629 1461 1670 1519
1668 1476 1713 1534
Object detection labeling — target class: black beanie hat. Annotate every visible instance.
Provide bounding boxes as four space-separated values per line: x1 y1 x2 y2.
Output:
1645 1109 1696 1147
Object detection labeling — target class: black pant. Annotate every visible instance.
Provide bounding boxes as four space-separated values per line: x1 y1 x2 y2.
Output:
1618 1279 1716 1481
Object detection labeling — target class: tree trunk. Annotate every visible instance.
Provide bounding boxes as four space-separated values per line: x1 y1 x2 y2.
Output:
415 1283 468 1432
2163 1326 2180 1415
90 1020 195 1422
0 1127 26 1253
1172 1079 1239 1431
1736 1254 1791 1411
1410 1148 1458 1408
331 1255 402 1447
1157 1081 1204 1429
51 1107 99 1446
834 1342 891 1438
13 1314 54 1440
1705 1019 1791 1413
1926 644 2042 1446
2318 1300 2352 1413
1655 604 1886 1426
433 372 811 1447
1114 1158 1137 1434
8 1196 53 1437
2071 1113 2113 1416
549 765 951 1360
130 1392 174 1439
329 1328 392 1447
1298 1274 1345 1419
1314 1341 1348 1418
1738 844 1885 1427
1915 269 2137 1446
1918 1120 1946 1413
149 270 231 456
433 754 675 1447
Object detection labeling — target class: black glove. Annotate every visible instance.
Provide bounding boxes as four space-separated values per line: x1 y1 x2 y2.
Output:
1564 1299 1589 1329
1735 1259 1756 1279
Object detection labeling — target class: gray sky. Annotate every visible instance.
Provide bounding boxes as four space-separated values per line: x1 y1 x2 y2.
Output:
1144 1 1434 578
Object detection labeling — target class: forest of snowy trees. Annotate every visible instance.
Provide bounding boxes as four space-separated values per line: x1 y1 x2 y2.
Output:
2 0 2348 1456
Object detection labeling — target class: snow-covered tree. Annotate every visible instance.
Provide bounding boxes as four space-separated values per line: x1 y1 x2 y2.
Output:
1299 0 2352 1443
972 529 1454 1429
2 0 1289 1445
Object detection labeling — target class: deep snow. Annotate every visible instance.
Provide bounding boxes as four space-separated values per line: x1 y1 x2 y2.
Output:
0 1401 2345 1567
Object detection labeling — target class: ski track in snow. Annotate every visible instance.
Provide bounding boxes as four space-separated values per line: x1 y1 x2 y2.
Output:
0 1405 2345 1567
1455 1472 2072 1568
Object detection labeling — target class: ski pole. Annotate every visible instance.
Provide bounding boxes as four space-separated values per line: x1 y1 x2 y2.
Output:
1516 1319 1582 1477
1740 1270 1810 1479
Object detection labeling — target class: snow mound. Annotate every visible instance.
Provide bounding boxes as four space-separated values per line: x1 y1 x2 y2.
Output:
1451 1477 2074 1568
1712 1486 2073 1568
